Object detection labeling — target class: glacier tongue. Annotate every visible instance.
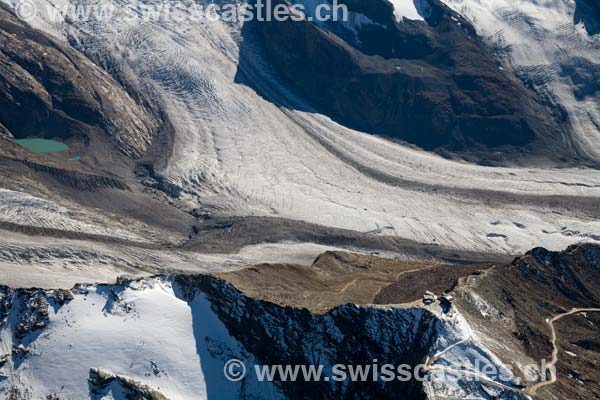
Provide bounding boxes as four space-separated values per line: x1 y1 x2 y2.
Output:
2 0 600 256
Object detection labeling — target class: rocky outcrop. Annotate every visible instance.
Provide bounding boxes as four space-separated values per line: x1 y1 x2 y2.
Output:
2 245 599 399
513 244 600 307
176 275 436 399
0 287 73 340
0 4 158 158
247 0 577 163
88 368 169 400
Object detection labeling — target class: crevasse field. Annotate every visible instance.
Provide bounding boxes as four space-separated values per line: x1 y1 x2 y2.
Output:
1 0 599 256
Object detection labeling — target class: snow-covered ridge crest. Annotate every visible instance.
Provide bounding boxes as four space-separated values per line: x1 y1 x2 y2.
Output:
0 274 526 399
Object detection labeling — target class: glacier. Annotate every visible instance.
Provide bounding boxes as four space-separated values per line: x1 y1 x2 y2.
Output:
0 0 596 256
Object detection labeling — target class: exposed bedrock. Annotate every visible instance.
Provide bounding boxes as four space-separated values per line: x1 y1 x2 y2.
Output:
3 243 599 399
0 4 158 159
176 275 435 399
242 0 581 164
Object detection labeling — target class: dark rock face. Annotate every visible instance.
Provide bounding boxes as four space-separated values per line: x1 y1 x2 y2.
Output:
0 286 73 370
0 5 157 158
176 275 435 400
560 58 600 101
0 287 73 342
245 0 577 162
515 244 600 305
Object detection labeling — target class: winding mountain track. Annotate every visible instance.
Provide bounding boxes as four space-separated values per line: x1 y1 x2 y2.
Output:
524 308 600 397
423 304 600 398
456 265 497 293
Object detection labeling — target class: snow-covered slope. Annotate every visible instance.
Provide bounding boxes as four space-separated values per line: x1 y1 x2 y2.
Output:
424 314 525 399
0 279 282 399
1 0 599 256
0 275 530 399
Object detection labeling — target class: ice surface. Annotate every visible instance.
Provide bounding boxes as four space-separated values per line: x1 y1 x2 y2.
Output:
1 0 599 256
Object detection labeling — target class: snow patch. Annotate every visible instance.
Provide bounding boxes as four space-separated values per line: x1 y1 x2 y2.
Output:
465 290 504 319
388 0 426 21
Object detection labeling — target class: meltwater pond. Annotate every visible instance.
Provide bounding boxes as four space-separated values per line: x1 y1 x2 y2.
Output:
14 138 69 154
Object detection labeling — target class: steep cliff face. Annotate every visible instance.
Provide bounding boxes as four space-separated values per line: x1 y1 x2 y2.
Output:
247 0 576 162
177 276 436 399
0 273 523 400
0 4 158 158
3 244 599 399
441 0 600 161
